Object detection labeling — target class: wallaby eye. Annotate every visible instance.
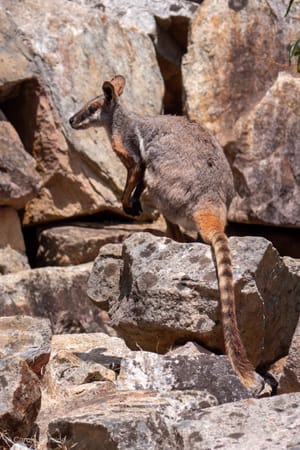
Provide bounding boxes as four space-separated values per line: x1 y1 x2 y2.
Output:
88 105 97 115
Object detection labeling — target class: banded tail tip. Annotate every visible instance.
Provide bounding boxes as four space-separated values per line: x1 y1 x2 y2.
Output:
248 372 273 398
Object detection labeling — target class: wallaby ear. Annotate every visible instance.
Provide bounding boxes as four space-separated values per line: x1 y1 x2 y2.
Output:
110 75 125 96
102 75 125 101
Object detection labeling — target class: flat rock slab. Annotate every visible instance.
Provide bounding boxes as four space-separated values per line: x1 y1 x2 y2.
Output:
0 316 52 376
94 233 300 368
117 351 250 404
37 222 164 266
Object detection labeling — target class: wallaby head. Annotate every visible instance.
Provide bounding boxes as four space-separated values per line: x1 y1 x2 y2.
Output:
69 75 125 130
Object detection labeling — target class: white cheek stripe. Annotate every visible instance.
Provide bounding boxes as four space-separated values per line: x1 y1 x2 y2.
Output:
135 127 146 161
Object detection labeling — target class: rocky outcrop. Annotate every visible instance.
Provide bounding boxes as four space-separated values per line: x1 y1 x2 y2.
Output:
0 207 30 274
44 335 300 449
0 0 163 224
89 233 300 369
183 0 300 227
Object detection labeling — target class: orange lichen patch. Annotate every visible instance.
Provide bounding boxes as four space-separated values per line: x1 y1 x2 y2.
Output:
193 207 226 243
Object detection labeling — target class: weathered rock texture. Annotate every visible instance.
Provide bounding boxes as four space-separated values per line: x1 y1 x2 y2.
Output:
117 351 250 403
183 0 300 227
47 391 300 450
174 392 300 450
0 316 52 376
0 206 30 274
0 316 51 445
278 317 300 393
46 390 216 450
77 0 197 35
0 0 163 224
89 233 300 368
0 263 100 332
88 243 124 310
0 358 41 445
44 333 130 396
278 258 300 393
228 72 300 226
0 120 41 210
37 221 164 266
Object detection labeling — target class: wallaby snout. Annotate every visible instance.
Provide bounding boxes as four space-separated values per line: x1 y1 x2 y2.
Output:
69 115 76 128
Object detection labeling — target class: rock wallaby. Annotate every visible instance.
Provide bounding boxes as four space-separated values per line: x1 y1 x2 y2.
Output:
69 75 269 397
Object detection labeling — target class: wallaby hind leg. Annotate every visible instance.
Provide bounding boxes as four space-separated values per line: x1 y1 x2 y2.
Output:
165 218 185 242
193 207 267 396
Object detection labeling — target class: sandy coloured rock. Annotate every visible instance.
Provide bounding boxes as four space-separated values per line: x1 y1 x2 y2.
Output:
0 207 30 274
183 0 300 227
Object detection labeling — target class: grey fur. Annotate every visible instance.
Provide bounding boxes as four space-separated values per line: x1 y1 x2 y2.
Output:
113 106 235 229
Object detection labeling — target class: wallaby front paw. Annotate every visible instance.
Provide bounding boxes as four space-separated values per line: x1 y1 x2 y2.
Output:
123 199 143 216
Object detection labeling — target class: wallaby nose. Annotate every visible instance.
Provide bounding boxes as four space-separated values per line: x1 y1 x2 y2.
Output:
69 116 74 126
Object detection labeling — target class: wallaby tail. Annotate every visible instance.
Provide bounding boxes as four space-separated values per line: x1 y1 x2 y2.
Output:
211 231 264 392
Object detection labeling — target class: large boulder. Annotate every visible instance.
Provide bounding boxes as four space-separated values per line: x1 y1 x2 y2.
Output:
89 233 300 368
183 0 300 227
0 0 163 224
183 0 298 143
228 72 300 226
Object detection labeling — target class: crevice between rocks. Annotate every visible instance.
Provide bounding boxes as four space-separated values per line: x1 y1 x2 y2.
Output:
153 15 189 115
